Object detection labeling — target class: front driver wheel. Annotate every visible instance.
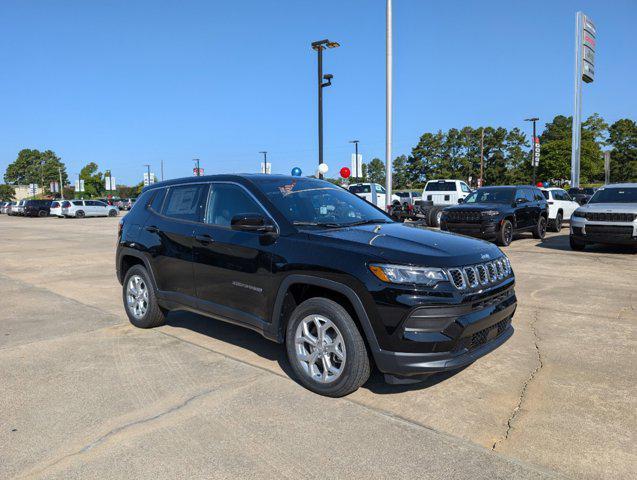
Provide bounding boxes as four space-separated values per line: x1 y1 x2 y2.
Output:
109 209 118 217
286 298 370 397
569 235 586 251
532 216 547 239
497 219 514 246
123 265 167 328
551 212 563 232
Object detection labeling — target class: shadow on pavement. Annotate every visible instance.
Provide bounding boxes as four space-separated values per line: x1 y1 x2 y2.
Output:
536 231 636 254
165 310 460 395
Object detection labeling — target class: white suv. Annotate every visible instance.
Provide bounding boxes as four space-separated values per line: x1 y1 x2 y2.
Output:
540 188 580 231
62 200 119 218
422 180 472 206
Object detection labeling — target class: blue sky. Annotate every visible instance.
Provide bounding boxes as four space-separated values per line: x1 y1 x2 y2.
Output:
1 0 635 185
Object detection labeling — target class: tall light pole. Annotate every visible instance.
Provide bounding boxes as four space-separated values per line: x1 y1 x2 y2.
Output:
193 158 200 176
311 39 339 179
349 140 360 178
525 117 539 185
479 127 484 187
385 0 393 209
259 151 269 174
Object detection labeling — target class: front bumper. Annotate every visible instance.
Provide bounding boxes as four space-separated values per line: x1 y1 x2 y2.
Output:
440 219 499 240
570 218 637 245
372 284 517 376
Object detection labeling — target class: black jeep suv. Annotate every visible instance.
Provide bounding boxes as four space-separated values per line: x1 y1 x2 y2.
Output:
23 199 51 217
116 175 517 397
440 186 549 246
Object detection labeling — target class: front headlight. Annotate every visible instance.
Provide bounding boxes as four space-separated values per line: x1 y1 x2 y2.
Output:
481 210 500 216
369 264 447 286
572 210 586 218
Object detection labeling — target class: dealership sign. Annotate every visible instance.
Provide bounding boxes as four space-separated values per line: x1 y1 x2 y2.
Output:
581 14 596 83
532 137 541 167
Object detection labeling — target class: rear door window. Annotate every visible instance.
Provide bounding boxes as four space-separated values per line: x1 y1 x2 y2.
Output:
162 184 208 222
72 201 83 206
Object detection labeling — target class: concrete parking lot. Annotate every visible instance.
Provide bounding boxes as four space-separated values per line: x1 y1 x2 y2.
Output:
0 214 634 479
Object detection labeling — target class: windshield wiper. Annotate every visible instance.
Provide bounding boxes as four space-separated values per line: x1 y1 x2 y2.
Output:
292 221 343 228
340 219 393 227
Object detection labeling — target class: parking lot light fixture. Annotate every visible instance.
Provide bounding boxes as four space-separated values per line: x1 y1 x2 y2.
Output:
312 38 339 179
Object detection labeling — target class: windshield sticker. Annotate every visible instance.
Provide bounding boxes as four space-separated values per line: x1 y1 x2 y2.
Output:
278 181 297 196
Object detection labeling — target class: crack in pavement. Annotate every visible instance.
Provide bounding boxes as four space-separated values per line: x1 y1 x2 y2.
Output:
492 307 544 451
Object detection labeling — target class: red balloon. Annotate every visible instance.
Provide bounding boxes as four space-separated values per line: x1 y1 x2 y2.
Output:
340 167 351 179
536 182 543 187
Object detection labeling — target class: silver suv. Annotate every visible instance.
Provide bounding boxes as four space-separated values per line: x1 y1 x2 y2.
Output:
570 183 637 250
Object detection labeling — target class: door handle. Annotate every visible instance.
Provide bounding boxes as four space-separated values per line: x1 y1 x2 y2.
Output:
145 225 159 233
195 234 214 244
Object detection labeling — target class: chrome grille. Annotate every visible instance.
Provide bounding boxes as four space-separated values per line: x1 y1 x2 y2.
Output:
447 257 512 290
464 267 479 288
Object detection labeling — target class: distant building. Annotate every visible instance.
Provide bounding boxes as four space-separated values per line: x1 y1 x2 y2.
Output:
13 185 44 201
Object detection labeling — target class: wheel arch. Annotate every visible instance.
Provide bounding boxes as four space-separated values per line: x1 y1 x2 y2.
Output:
270 275 381 356
117 248 158 291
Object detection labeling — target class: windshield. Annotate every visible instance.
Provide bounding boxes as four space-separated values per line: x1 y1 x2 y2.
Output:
464 188 515 204
255 177 392 227
588 187 637 204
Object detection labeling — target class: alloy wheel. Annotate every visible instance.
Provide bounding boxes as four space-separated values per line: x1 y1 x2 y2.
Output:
294 314 346 384
504 222 513 244
126 275 149 319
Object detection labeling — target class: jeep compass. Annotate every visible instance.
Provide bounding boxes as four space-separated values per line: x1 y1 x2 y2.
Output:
116 175 517 397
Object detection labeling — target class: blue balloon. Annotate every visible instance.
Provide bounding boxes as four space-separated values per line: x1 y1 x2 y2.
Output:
291 167 302 177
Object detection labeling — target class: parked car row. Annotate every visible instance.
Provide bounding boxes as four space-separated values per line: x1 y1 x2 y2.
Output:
1 199 119 218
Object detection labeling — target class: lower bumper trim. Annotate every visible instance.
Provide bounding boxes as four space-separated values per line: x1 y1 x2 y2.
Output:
374 325 514 376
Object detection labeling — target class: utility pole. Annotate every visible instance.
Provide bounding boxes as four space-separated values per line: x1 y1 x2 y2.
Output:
58 166 64 199
479 127 484 187
385 0 393 209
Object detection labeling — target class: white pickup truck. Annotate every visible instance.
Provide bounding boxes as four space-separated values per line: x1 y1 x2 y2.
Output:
348 183 400 209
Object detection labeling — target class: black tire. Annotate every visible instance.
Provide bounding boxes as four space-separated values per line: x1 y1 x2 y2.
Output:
569 235 586 251
497 219 514 246
76 210 85 219
109 209 118 217
428 206 442 227
532 215 547 239
38 210 47 217
285 298 370 397
122 264 167 328
550 212 563 232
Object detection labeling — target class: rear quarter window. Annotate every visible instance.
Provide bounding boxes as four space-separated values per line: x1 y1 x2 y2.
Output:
425 181 456 192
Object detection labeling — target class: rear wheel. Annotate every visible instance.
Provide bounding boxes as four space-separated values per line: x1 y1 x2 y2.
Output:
551 212 563 232
76 210 85 219
428 206 442 227
37 210 47 217
122 265 167 328
109 209 118 217
569 235 586 251
532 216 547 240
285 298 370 397
497 219 514 246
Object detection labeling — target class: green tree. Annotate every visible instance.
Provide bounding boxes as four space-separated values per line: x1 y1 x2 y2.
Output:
392 155 411 189
607 119 637 182
80 162 105 198
366 158 386 184
0 184 16 202
4 149 68 191
409 131 445 182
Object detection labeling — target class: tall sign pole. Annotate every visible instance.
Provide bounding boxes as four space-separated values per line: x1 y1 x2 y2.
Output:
385 0 393 209
571 12 596 188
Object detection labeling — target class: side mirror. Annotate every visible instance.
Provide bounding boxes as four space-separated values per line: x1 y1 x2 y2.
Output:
231 214 276 233
457 198 465 204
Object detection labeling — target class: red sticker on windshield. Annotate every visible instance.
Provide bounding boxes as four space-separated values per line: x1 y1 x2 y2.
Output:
279 181 297 196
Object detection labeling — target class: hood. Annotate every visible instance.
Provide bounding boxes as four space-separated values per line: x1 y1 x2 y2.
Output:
306 222 503 268
444 203 508 212
578 203 637 214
